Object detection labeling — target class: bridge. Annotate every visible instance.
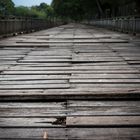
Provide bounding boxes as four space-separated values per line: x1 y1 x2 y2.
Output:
0 23 140 139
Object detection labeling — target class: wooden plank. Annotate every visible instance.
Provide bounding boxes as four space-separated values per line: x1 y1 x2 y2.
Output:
73 62 128 65
19 59 72 63
0 102 66 117
73 57 123 60
0 43 73 46
70 79 140 84
0 66 9 71
0 117 66 127
28 51 71 56
68 106 140 116
3 40 129 44
0 128 67 139
74 40 129 43
14 63 71 67
0 80 68 85
72 84 140 88
71 74 140 79
68 128 140 140
0 58 19 61
0 102 65 108
66 116 140 126
2 70 140 75
0 50 28 54
0 106 140 118
0 84 70 90
0 75 70 80
68 101 140 107
1 101 135 119
0 88 140 100
124 57 140 61
16 41 74 43
8 66 135 71
67 101 140 116
0 108 65 117
24 56 71 59
72 58 123 62
74 50 112 53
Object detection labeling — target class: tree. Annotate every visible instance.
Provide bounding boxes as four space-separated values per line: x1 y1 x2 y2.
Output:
135 0 140 15
32 3 55 19
102 0 140 16
15 6 30 17
52 0 86 21
96 0 104 18
15 6 46 19
0 0 15 16
52 0 139 20
51 0 107 20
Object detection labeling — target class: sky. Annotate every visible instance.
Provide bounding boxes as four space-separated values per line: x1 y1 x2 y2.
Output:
12 0 52 7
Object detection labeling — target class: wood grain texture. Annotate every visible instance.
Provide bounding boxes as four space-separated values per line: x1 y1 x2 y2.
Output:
66 116 140 126
0 23 140 139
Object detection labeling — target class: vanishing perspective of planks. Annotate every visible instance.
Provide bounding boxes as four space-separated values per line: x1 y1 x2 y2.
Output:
0 24 140 139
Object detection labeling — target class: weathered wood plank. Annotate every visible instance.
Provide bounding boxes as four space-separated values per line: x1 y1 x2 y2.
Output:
68 107 140 116
19 59 72 63
72 83 140 88
0 128 67 139
0 88 140 100
0 84 70 90
0 80 68 85
66 116 140 126
0 109 66 117
24 56 71 59
67 101 140 116
70 79 140 84
8 66 136 71
0 108 66 117
68 128 140 140
0 117 66 127
0 102 65 108
68 101 140 107
15 63 71 67
71 74 140 79
2 70 140 75
0 75 70 80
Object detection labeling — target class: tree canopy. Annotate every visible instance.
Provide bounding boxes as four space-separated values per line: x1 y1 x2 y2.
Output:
0 0 15 16
52 0 140 20
0 1 54 19
0 0 139 20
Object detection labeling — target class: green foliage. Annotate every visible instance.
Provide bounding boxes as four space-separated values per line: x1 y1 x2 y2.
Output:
32 3 55 19
100 0 140 17
51 0 105 20
52 0 139 20
15 6 30 17
15 6 46 19
52 0 86 21
14 3 55 19
0 0 15 16
0 0 55 19
0 0 138 20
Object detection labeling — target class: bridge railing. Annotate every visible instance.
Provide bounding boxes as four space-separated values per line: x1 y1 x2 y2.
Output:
84 17 140 34
0 17 63 36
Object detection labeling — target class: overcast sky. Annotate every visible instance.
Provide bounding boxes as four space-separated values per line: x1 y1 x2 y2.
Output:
12 0 52 7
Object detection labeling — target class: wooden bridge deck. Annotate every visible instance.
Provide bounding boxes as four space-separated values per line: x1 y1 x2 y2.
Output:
0 23 140 139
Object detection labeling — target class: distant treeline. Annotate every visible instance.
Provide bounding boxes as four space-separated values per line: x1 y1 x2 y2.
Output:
0 0 140 20
52 0 140 20
0 0 54 19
